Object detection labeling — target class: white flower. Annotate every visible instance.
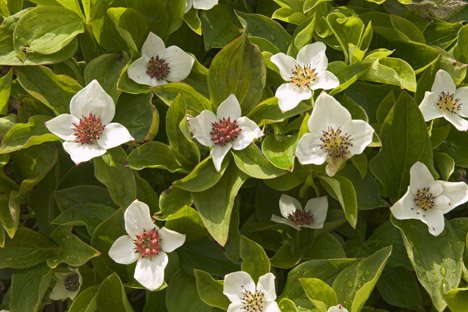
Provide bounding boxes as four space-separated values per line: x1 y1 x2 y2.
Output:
223 271 280 312
390 162 468 236
45 80 134 165
185 0 218 12
49 268 82 301
419 69 468 131
188 94 263 172
295 92 374 176
328 304 349 312
271 195 328 230
108 200 186 291
270 42 339 112
127 32 195 87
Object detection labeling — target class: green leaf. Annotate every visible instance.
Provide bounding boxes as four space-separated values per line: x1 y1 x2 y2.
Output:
107 7 148 53
208 34 266 115
95 273 134 311
240 235 270 282
191 166 248 246
440 130 468 169
445 287 468 312
52 203 116 234
319 175 358 228
159 187 192 217
454 24 468 64
199 4 241 49
434 152 455 181
16 65 82 114
172 156 228 192
0 69 12 115
289 15 316 55
332 246 392 312
389 40 439 74
300 277 337 312
369 92 434 201
247 97 311 126
127 141 184 172
233 144 286 179
328 61 370 95
194 269 230 310
68 286 99 312
54 185 114 211
165 205 207 241
10 264 53 312
153 82 210 113
93 147 137 207
262 135 297 171
393 218 465 312
14 6 84 55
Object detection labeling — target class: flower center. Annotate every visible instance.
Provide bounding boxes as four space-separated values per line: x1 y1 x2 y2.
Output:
73 113 105 145
437 91 461 114
64 272 80 292
319 127 353 159
241 288 265 312
287 210 313 226
133 228 161 259
210 117 241 146
414 187 436 211
290 65 317 89
146 56 170 80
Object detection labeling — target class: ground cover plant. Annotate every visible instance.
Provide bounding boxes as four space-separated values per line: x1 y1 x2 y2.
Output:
0 0 468 311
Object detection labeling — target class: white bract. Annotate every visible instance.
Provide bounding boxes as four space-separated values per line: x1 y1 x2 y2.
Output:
419 69 468 131
108 200 186 291
45 80 134 164
49 268 82 301
185 0 218 12
223 271 280 312
270 42 339 112
328 304 349 312
271 194 328 230
188 94 263 172
390 162 468 236
295 92 374 176
128 32 195 87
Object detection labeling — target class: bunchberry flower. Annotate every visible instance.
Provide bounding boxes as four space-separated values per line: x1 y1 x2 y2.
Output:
185 0 218 12
390 162 468 236
270 42 339 112
188 94 263 172
128 32 194 87
295 92 374 176
108 200 186 291
223 271 280 312
49 268 82 300
419 69 468 131
328 304 349 312
271 194 328 230
45 80 134 164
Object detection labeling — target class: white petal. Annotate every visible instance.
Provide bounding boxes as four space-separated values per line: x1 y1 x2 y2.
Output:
124 200 155 238
70 80 115 125
304 196 328 228
342 120 374 156
409 162 435 193
307 92 351 134
278 194 301 218
295 133 326 165
257 273 277 302
275 83 312 112
217 94 242 120
62 141 106 164
441 181 468 209
455 87 468 117
232 117 263 150
390 188 421 221
311 70 339 90
270 215 300 230
45 114 79 141
164 46 195 82
431 69 456 95
158 227 186 253
128 56 162 87
264 301 281 312
193 0 218 10
97 123 133 149
429 182 443 197
270 53 297 81
227 303 243 312
296 42 327 70
134 253 168 291
326 158 345 177
188 110 217 147
419 92 443 121
141 32 166 58
420 209 445 236
108 235 139 264
434 195 451 214
223 271 255 303
443 113 468 131
212 143 231 172
328 304 349 312
185 0 193 12
49 281 69 300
